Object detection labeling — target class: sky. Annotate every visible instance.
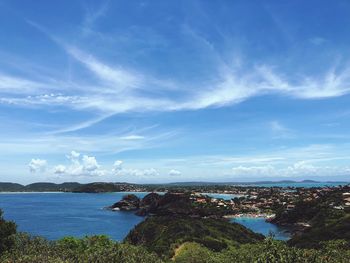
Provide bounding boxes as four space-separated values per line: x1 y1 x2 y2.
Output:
1 0 350 184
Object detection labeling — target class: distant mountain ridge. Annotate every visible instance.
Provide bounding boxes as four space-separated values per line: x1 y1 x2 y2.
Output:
164 179 347 186
0 182 82 192
0 180 348 192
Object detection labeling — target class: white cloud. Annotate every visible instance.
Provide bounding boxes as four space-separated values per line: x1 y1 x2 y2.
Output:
120 135 145 140
82 155 100 171
231 161 350 178
68 150 80 160
231 165 276 177
113 160 123 172
66 47 142 92
54 151 104 177
0 129 176 156
28 159 47 173
112 161 159 177
0 21 349 137
0 73 46 94
112 167 160 178
34 153 159 179
53 164 66 174
2 41 350 120
168 169 182 176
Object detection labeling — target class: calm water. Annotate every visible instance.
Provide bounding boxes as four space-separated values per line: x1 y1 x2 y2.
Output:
0 192 290 241
202 193 243 200
0 192 148 240
232 217 290 240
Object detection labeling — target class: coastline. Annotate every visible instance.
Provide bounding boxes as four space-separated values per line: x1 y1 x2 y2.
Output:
224 213 275 219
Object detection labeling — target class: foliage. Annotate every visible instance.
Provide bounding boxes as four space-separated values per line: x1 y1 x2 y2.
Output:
289 214 350 248
0 233 161 263
125 216 264 258
271 188 350 248
172 238 350 263
0 209 16 254
1 231 350 262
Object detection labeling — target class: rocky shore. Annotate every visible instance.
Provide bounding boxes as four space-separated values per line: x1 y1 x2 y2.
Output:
107 192 232 218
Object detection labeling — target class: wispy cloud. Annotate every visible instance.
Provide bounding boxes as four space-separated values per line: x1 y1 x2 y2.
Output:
230 161 350 178
0 73 47 94
80 0 110 36
2 21 350 136
269 120 294 139
0 128 177 155
66 46 142 92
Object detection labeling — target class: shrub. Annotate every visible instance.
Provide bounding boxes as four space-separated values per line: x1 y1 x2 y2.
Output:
0 209 17 254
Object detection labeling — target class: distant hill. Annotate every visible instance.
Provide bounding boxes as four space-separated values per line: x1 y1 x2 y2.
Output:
0 182 82 192
0 180 348 192
0 183 24 192
72 182 143 193
24 182 82 192
166 180 348 186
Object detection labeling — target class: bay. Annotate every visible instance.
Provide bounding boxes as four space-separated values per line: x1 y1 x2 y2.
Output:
232 217 290 240
0 192 147 241
0 192 290 241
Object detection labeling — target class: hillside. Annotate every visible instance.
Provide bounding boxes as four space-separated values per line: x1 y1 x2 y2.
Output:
271 187 350 248
125 216 264 258
0 182 82 192
110 192 233 217
72 182 143 193
0 183 24 192
24 182 82 192
288 214 350 248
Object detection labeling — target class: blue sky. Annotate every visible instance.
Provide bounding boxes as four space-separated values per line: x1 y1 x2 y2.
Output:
1 0 350 183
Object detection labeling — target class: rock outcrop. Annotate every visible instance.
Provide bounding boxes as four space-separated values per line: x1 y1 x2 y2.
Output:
110 194 141 211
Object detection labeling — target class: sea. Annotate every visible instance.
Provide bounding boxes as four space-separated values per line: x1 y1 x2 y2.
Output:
0 191 291 241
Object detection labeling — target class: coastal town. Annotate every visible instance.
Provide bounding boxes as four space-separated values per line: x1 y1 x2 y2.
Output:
109 184 350 221
190 184 350 218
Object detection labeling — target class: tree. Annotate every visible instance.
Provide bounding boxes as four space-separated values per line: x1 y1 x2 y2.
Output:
0 209 17 254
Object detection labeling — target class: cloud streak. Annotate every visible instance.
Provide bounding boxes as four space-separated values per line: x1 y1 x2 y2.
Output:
2 44 350 117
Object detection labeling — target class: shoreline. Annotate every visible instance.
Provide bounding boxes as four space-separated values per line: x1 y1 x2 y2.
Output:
224 213 275 219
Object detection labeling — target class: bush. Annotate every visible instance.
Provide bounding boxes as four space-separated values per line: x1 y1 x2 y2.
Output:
0 209 17 254
1 234 161 263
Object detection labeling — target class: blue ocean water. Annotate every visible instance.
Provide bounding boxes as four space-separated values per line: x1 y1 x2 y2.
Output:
0 192 148 240
232 217 290 240
0 192 290 241
202 193 243 200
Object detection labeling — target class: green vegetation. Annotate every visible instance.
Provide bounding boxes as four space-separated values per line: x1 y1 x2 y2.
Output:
0 234 161 263
172 238 350 263
2 233 350 262
1 210 350 262
289 214 350 248
0 210 16 254
0 182 82 192
72 182 142 193
0 183 24 192
272 188 350 248
1 185 350 263
125 216 264 258
1 180 346 193
111 192 234 217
